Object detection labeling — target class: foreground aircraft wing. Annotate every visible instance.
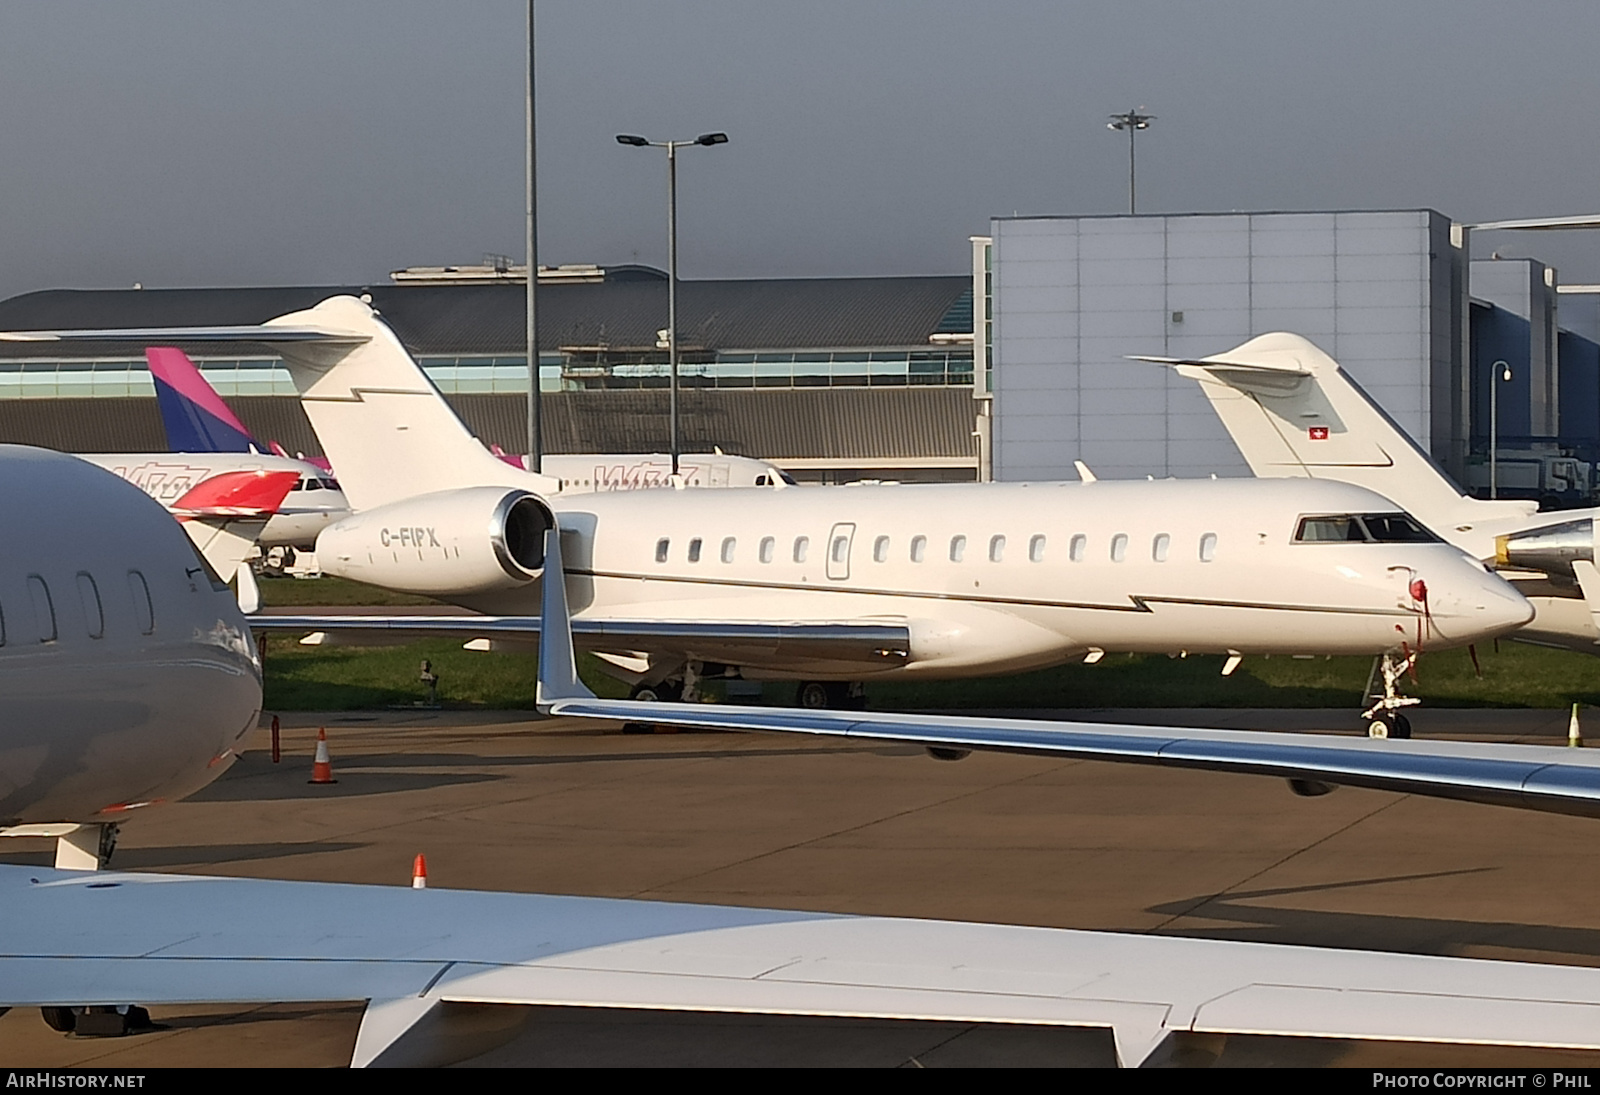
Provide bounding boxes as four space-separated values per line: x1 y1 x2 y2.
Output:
251 612 912 669
533 531 1600 820
15 863 1600 1067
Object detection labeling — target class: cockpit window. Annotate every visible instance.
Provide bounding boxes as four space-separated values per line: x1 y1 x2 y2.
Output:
1295 513 1440 544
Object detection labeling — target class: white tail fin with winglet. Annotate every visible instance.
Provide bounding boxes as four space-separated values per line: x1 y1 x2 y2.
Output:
264 296 559 511
1134 333 1538 537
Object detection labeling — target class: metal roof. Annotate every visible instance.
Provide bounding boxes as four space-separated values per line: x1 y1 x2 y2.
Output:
0 388 977 466
0 275 972 357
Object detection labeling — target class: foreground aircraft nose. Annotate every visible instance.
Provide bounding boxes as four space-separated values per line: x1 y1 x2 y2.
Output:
1423 557 1534 643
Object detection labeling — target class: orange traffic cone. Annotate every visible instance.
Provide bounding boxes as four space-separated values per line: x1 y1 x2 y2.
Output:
308 727 337 785
412 854 428 889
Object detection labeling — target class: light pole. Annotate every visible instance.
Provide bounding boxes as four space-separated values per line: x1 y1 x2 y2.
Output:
616 131 729 477
524 1 540 473
1107 108 1154 214
1490 359 1511 499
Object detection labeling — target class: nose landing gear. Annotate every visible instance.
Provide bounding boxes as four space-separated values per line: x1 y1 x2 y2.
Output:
1362 651 1418 739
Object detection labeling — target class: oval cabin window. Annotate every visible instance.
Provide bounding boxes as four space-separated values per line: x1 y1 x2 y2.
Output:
1152 534 1170 562
1199 532 1218 562
127 571 154 635
76 572 103 639
1069 534 1086 562
721 537 736 563
687 538 702 563
27 575 55 643
949 535 967 563
1028 535 1046 563
793 536 809 563
759 537 774 564
989 535 1006 563
873 536 889 563
910 536 927 563
1110 534 1128 563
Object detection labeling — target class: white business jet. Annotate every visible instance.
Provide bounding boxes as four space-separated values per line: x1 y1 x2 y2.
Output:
0 299 1532 733
1139 332 1600 655
0 445 263 871
14 451 1600 1064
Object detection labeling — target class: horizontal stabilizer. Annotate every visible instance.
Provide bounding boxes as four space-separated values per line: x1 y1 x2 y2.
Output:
172 470 301 519
1129 353 1311 376
0 325 367 345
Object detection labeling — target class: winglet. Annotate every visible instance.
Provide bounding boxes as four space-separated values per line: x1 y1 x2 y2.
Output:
536 526 593 710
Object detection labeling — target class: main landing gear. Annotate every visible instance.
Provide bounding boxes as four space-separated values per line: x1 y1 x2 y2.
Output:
40 1005 153 1037
1362 651 1418 740
796 681 866 711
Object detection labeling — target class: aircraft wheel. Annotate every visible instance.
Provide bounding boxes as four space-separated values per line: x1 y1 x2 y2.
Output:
1392 714 1412 740
630 681 682 703
40 1007 76 1033
1366 716 1391 739
797 681 853 709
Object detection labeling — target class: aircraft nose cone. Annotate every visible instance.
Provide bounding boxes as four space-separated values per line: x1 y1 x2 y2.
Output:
1426 560 1534 641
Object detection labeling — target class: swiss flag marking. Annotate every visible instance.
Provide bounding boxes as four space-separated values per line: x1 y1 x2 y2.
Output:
1308 426 1330 440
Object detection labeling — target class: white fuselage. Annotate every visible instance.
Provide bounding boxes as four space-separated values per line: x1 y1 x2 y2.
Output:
423 478 1530 679
0 448 262 828
78 452 350 548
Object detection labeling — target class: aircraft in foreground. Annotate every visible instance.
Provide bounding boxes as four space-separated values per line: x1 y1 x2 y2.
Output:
0 446 263 873
11 457 1600 1064
0 298 1535 730
1139 333 1600 654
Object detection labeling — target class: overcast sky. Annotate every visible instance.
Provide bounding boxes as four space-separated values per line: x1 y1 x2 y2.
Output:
2 1 1599 301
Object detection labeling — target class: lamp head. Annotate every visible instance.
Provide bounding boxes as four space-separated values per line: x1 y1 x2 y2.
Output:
695 132 729 146
616 134 650 147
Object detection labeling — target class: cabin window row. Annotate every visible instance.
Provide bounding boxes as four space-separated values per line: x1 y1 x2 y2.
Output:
653 533 1219 565
0 570 155 647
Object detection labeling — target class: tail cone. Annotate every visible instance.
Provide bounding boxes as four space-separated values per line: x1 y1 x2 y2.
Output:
308 727 337 784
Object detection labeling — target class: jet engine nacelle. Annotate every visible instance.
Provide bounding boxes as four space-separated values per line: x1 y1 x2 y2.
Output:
1496 518 1599 586
315 487 555 596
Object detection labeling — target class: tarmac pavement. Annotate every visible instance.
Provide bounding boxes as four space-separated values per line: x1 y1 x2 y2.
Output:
4 706 1600 1067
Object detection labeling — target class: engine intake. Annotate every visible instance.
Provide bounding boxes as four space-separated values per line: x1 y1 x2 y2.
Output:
493 491 553 578
317 487 555 596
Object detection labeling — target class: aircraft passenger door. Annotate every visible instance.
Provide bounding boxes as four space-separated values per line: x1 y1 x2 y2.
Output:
826 522 856 581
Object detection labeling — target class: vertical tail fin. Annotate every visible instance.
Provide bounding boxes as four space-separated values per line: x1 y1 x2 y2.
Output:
1135 333 1537 533
264 297 557 510
147 347 259 453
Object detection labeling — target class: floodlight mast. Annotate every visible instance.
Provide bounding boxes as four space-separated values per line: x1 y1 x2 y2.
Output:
1107 108 1155 214
525 1 541 473
614 132 730 476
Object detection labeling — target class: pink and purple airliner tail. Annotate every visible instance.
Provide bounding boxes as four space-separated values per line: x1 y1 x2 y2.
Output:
146 346 257 453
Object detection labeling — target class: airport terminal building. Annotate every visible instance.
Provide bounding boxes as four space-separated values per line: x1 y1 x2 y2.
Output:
4 208 1600 504
0 267 979 483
